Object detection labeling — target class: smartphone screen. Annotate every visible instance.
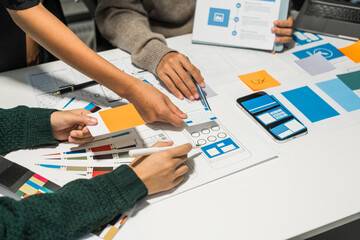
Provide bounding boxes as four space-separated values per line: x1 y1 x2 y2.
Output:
236 91 307 142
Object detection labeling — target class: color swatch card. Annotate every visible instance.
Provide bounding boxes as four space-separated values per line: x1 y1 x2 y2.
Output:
292 43 344 60
87 104 145 136
0 156 60 200
316 78 360 112
295 53 335 76
337 70 360 91
184 107 217 126
282 86 339 123
238 70 281 91
338 40 360 63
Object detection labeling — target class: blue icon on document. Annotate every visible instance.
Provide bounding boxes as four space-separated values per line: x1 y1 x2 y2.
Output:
292 43 344 60
208 8 231 27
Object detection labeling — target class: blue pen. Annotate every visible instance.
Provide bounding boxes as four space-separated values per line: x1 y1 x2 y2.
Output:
186 57 212 111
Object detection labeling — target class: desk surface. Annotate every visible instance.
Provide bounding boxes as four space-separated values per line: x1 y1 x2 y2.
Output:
1 34 360 240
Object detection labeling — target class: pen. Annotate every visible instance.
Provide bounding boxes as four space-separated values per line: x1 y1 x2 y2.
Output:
52 80 98 95
186 57 212 111
128 144 199 157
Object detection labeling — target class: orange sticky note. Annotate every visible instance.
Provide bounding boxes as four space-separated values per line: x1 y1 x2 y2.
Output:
338 41 360 63
99 104 145 133
238 70 280 91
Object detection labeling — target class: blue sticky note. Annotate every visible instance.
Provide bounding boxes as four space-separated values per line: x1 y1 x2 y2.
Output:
208 8 230 27
282 86 339 123
292 43 344 60
316 78 360 112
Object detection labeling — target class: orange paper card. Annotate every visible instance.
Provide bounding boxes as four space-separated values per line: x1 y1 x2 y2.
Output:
87 104 145 136
99 104 145 132
238 70 280 91
338 40 360 63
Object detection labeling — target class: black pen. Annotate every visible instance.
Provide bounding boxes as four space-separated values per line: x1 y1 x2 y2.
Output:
52 80 98 95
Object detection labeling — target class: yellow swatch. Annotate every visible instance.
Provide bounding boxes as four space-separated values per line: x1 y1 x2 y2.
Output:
99 104 145 133
238 70 280 91
338 40 360 63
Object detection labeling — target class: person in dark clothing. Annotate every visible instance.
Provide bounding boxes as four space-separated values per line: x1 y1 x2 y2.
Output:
0 106 191 240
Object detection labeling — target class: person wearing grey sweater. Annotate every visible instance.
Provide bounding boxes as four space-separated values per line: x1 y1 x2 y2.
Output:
95 0 293 101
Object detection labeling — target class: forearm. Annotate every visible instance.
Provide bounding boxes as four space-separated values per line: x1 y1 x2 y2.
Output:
0 106 58 155
95 0 173 74
0 165 147 240
7 3 139 99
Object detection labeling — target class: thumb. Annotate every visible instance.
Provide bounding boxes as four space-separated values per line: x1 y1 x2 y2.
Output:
69 113 98 126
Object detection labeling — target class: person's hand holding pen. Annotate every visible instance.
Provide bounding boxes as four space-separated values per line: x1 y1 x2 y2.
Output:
156 52 205 100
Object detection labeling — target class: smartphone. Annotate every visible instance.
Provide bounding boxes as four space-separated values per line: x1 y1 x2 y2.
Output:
236 91 307 142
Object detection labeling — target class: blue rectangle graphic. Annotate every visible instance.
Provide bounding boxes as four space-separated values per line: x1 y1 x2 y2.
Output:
316 78 360 112
208 8 230 27
201 138 239 159
292 43 344 60
242 94 279 114
282 86 339 123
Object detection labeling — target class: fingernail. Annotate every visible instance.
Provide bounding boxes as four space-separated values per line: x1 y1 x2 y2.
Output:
274 21 278 25
189 95 195 101
71 132 77 137
194 93 199 99
271 27 276 32
275 37 280 42
200 82 205 88
89 117 97 124
178 94 184 100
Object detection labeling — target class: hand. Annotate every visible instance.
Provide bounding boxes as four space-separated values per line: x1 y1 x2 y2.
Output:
130 142 192 195
272 16 294 44
156 52 205 101
126 80 187 127
50 109 98 144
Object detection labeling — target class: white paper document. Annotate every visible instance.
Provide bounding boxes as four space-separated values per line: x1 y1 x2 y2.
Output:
193 0 282 50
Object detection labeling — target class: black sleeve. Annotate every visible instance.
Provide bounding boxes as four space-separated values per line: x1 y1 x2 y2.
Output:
1 0 40 10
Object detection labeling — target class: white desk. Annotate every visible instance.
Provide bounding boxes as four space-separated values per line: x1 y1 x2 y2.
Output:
1 34 360 240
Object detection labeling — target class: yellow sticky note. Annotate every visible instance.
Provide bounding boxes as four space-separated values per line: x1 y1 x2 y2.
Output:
338 41 360 63
238 70 280 91
99 104 145 133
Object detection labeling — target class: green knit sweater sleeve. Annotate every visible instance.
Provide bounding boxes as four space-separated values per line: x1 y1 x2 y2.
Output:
0 106 59 155
0 165 148 240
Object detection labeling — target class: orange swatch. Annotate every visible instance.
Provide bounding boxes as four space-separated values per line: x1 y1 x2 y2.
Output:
99 104 145 132
238 70 280 91
338 40 360 63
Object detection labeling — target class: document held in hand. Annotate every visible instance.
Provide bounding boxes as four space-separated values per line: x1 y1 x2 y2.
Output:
192 0 289 51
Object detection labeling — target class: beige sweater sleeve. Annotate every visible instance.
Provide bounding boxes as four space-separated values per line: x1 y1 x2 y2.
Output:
95 0 174 75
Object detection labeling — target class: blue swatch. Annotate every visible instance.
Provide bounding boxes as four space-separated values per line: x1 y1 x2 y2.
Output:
282 86 339 123
316 78 360 112
292 43 344 60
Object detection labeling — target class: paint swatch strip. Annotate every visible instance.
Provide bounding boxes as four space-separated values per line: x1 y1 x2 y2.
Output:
0 156 60 199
